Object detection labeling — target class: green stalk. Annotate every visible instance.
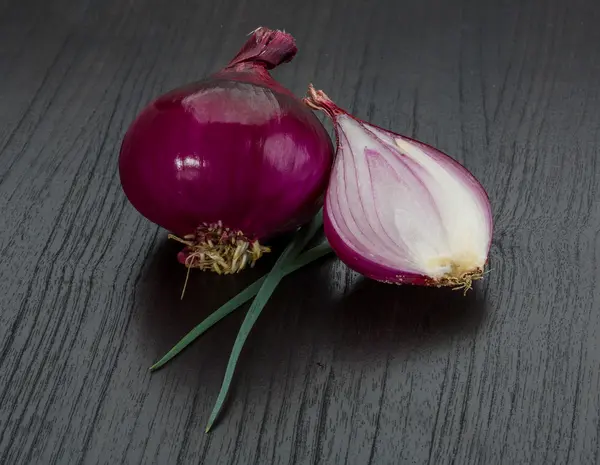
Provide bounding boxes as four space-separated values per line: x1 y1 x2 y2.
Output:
149 239 332 372
205 212 324 431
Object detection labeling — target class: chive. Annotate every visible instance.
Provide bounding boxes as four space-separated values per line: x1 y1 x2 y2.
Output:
205 212 324 431
149 239 332 372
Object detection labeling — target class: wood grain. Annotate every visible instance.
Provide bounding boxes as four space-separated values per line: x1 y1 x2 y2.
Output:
1 0 600 463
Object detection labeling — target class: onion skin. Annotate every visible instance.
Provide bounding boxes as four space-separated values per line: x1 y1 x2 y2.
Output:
118 28 333 247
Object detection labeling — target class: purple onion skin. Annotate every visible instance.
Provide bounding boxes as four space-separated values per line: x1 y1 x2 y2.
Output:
119 29 333 241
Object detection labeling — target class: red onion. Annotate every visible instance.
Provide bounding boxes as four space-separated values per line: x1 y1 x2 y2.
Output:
119 28 333 274
304 86 493 291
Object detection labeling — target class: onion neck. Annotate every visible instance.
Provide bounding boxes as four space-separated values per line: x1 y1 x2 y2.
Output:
303 84 345 119
215 63 294 97
213 27 298 97
226 27 297 70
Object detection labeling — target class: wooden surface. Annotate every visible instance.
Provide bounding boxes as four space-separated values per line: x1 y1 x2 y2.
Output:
1 0 600 463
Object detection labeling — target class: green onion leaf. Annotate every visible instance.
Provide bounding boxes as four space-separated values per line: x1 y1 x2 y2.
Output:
205 212 324 431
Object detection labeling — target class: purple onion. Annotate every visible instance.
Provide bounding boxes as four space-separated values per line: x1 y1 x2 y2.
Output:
119 28 334 274
304 86 493 291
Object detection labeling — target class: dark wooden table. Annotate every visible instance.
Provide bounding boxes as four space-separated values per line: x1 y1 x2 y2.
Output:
2 0 599 463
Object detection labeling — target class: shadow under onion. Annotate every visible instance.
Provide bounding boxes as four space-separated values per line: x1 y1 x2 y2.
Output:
329 275 489 358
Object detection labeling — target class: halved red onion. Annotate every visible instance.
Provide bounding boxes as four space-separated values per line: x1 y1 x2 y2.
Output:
304 86 493 290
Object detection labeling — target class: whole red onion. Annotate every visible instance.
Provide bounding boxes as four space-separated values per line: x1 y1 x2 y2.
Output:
119 28 333 274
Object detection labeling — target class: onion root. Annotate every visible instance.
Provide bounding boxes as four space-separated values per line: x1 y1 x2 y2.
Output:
168 222 270 275
433 268 485 295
